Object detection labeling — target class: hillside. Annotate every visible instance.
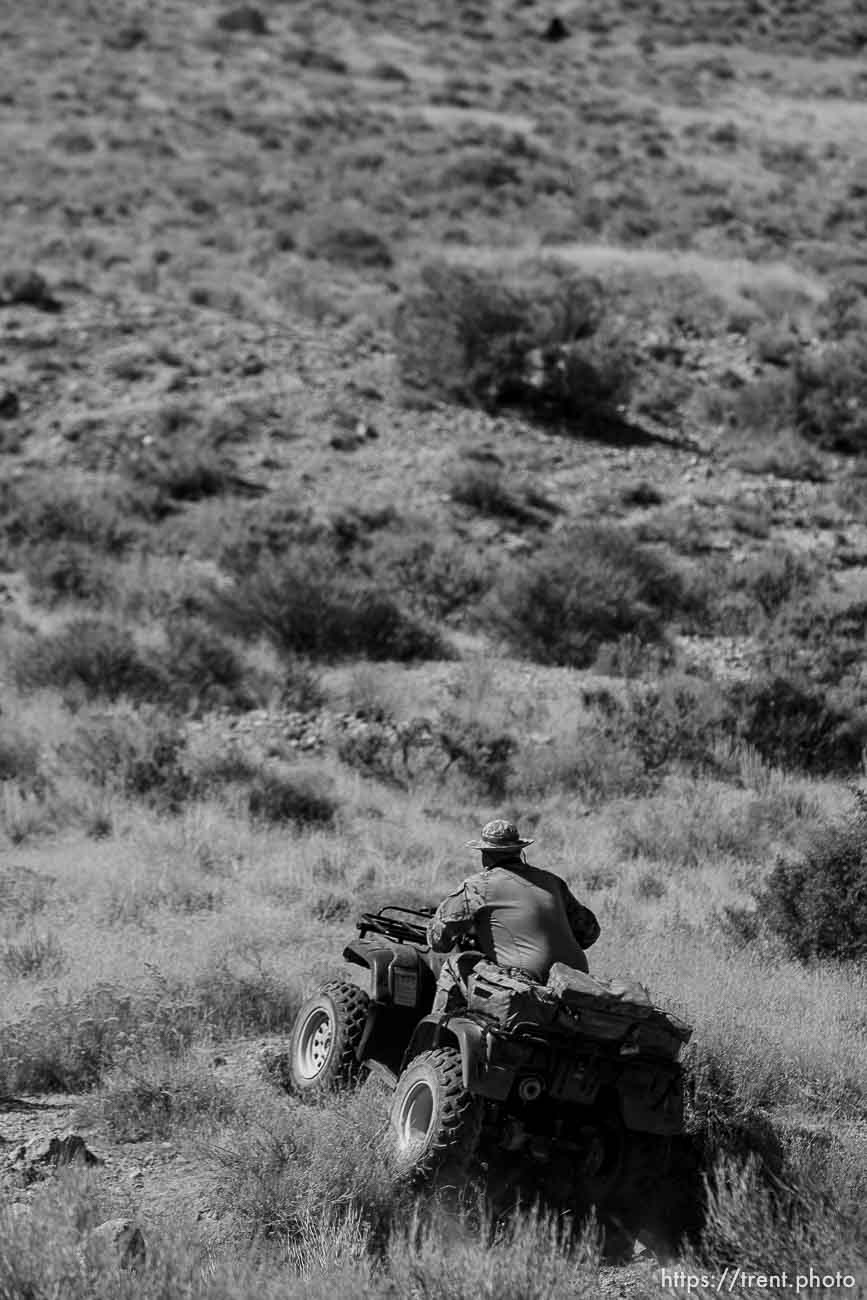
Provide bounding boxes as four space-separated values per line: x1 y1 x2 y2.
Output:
1 1 866 1296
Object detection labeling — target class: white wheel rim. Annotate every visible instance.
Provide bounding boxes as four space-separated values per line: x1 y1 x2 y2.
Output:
397 1079 435 1149
295 1007 333 1080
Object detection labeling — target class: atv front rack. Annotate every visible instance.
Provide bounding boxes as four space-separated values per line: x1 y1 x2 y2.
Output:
357 905 434 946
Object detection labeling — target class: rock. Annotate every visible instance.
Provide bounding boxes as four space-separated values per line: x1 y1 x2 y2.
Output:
89 1219 146 1271
543 16 569 41
14 1133 103 1183
105 22 148 50
329 432 362 451
0 389 20 418
0 269 61 312
216 6 269 34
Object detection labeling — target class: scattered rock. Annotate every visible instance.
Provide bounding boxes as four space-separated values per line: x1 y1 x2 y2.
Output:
88 1219 147 1271
13 1132 103 1184
50 130 96 154
216 6 269 35
296 48 349 75
329 432 362 451
0 269 61 312
543 16 569 41
0 389 20 418
105 22 148 51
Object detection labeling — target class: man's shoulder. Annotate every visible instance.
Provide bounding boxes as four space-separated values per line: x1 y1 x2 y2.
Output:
436 869 487 905
517 860 565 888
460 868 489 894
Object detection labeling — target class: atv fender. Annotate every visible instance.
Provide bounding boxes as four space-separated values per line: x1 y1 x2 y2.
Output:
402 1015 512 1100
343 940 394 1001
343 940 436 1010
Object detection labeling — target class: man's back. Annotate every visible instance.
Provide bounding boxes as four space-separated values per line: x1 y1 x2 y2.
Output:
430 859 598 983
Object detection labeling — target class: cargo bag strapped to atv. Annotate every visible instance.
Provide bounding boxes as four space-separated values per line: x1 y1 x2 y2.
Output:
465 960 559 1034
547 963 692 1059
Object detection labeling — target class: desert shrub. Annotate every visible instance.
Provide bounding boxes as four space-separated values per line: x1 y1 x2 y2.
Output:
13 619 164 702
0 1181 364 1300
0 864 51 920
708 372 795 435
336 717 411 786
211 552 445 662
185 740 259 795
435 711 516 798
728 674 867 775
14 615 255 713
311 891 352 922
731 547 818 620
752 796 867 963
396 262 530 408
733 432 826 482
368 529 491 620
695 1155 866 1283
0 986 195 1094
214 1087 403 1251
281 657 325 711
690 547 821 639
0 476 139 556
388 1207 601 1300
760 595 867 690
1 929 65 979
160 616 253 712
0 964 301 1095
615 781 818 868
190 958 301 1036
132 445 237 503
0 781 63 845
490 526 691 666
65 707 193 810
97 1053 237 1140
794 339 867 452
0 725 42 788
441 146 523 191
511 728 646 804
449 464 551 526
621 480 664 508
247 766 338 827
395 261 631 429
586 675 731 776
305 219 393 269
21 541 112 605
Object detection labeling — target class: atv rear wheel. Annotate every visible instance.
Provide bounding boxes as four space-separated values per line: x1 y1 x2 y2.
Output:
389 1047 482 1185
288 981 370 1097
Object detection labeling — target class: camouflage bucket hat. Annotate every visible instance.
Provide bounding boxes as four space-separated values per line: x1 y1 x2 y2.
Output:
466 818 534 852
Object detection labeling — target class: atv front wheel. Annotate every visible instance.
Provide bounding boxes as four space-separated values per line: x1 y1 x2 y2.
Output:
288 981 370 1097
389 1047 482 1185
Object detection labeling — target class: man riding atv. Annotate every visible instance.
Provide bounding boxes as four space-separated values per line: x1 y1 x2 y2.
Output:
286 817 693 1256
428 818 601 1014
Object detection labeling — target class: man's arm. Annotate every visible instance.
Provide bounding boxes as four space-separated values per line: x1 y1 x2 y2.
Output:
426 876 486 953
560 880 601 950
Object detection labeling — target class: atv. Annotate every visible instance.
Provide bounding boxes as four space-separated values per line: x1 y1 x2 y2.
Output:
287 904 693 1253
